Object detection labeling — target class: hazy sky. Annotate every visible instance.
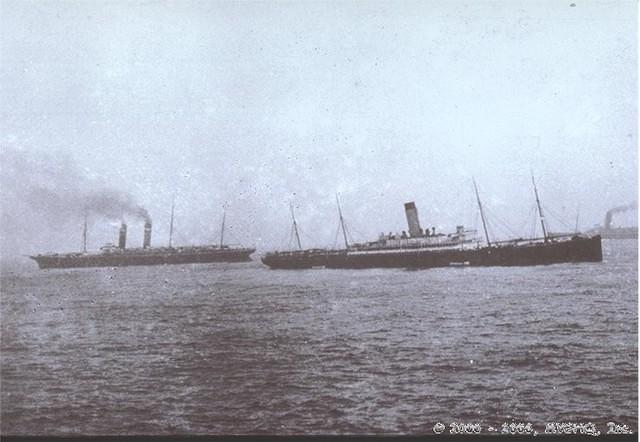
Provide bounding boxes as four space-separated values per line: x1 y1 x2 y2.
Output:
1 0 637 261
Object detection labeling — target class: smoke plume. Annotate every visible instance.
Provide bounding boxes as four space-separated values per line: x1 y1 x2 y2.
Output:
1 145 151 260
604 202 637 229
608 202 637 215
82 189 151 224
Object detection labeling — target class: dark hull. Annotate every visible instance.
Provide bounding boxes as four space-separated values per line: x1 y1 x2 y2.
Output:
31 248 255 269
601 228 637 240
262 236 602 269
586 227 637 239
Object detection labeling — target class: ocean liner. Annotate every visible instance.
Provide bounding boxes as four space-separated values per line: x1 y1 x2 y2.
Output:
261 178 602 270
30 205 255 269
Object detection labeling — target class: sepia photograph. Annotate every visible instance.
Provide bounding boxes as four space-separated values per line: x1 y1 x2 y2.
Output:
0 0 637 438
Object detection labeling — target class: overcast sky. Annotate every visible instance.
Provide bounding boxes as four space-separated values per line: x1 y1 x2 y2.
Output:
1 0 637 262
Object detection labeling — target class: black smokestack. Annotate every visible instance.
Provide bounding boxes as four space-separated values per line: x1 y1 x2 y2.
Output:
118 223 127 249
605 211 613 230
143 221 152 248
404 202 422 237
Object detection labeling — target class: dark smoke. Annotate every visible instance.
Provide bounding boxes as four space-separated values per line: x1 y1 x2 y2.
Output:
604 202 637 229
2 146 150 223
608 202 637 214
82 189 151 223
1 146 151 260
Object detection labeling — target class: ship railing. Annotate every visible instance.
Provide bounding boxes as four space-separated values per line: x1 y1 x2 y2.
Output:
489 233 581 247
268 248 336 256
351 238 473 250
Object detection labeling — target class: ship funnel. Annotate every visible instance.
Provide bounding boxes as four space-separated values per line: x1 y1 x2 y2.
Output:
404 202 422 237
118 223 127 249
143 221 152 248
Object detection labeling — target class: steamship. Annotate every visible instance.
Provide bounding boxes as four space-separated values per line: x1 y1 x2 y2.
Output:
586 203 638 239
30 207 255 269
261 179 603 270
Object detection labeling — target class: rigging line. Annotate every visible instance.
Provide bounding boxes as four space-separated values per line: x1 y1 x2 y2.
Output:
472 210 480 233
280 229 291 250
289 203 302 250
548 214 571 232
345 223 358 243
297 224 318 247
491 206 521 236
531 173 549 242
291 226 301 249
340 217 358 243
530 204 538 238
288 222 299 250
344 223 357 246
222 227 241 246
215 221 241 246
485 217 496 243
333 202 359 245
336 193 349 249
525 204 538 235
279 218 293 248
219 209 226 247
485 210 509 242
332 221 341 249
483 205 518 238
82 212 88 253
337 199 361 247
494 213 519 237
512 204 536 237
468 209 481 241
542 204 574 231
476 205 495 242
519 206 530 238
472 178 492 246
168 197 175 248
342 227 354 248
170 224 181 245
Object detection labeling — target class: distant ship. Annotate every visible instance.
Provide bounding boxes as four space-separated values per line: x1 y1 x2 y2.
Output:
30 204 255 269
262 178 602 270
586 203 637 240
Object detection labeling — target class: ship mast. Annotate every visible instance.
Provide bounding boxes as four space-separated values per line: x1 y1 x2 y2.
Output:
220 208 226 248
531 174 549 242
82 213 88 253
336 194 349 249
290 203 302 250
169 198 175 248
473 178 492 247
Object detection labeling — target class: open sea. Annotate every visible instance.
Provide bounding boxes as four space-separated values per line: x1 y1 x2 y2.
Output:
1 240 637 435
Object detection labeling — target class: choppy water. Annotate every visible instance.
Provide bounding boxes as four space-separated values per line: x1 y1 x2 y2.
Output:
1 240 637 435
